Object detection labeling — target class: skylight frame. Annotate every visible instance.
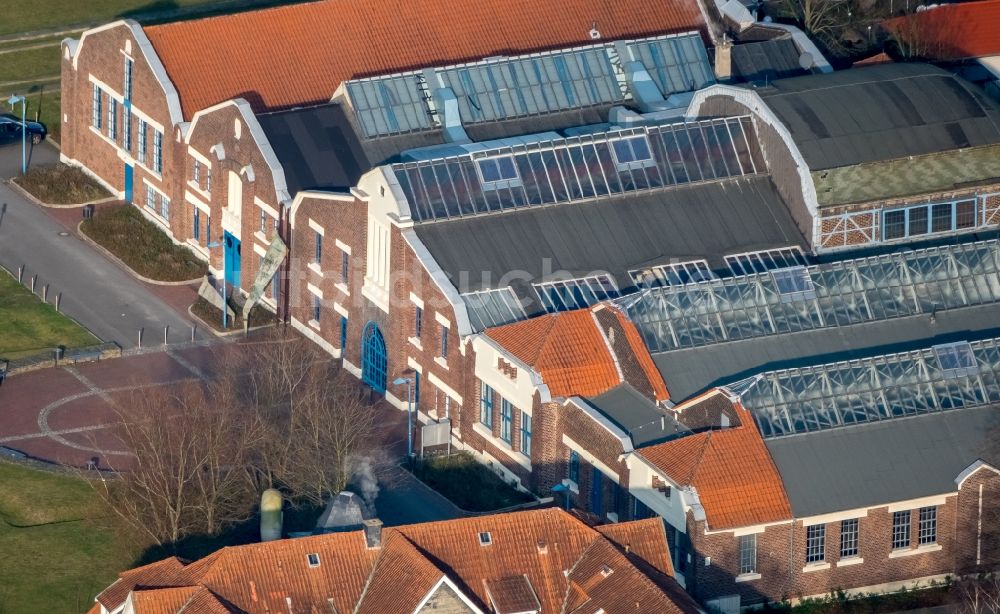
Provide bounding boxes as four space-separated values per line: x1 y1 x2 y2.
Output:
462 287 528 331
770 266 817 302
533 274 620 313
933 341 979 378
629 259 715 289
609 135 657 172
725 246 808 277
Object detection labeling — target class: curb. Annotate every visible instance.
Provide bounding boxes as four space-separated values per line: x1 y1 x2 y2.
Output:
187 304 274 338
76 220 203 287
8 177 112 209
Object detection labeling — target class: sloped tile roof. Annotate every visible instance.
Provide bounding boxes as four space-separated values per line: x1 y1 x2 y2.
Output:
97 557 190 608
485 305 668 399
596 518 674 577
143 0 707 119
130 587 200 614
884 0 1000 60
639 391 792 529
96 508 697 614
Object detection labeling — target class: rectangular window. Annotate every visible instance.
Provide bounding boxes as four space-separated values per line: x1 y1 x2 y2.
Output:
956 200 976 228
414 305 423 338
440 324 448 358
739 534 757 575
908 205 929 236
630 259 714 289
806 524 826 563
520 412 532 456
610 135 656 171
840 518 859 558
569 450 580 483
92 85 102 130
931 203 952 233
883 209 906 240
479 382 494 427
892 511 910 550
193 207 201 242
136 119 147 164
205 215 212 245
312 294 322 323
153 130 163 173
934 340 979 377
918 506 937 545
500 399 513 443
725 246 807 276
314 232 322 264
193 160 201 185
341 250 350 284
122 107 131 152
339 315 348 349
159 195 170 220
145 185 155 210
259 208 266 233
883 201 979 241
123 56 133 100
476 156 521 190
206 168 212 193
414 371 421 404
770 266 817 302
107 98 117 141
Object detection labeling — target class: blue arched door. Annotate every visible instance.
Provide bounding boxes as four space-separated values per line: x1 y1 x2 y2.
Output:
362 322 387 394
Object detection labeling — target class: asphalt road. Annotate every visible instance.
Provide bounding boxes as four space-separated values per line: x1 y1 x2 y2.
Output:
0 141 205 348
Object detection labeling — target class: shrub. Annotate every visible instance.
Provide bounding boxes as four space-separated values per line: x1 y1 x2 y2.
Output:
14 164 110 204
410 452 534 512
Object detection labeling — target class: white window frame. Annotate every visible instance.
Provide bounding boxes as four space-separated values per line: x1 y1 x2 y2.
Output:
892 511 910 550
882 199 978 242
153 130 163 173
738 533 757 575
136 118 147 164
107 97 117 141
805 524 825 563
630 259 715 289
475 155 522 190
533 274 619 313
609 134 656 172
725 246 807 277
92 84 102 130
918 506 937 545
839 518 859 558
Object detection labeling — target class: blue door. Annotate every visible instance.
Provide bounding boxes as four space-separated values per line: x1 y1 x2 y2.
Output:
124 164 134 203
224 231 241 288
590 466 603 514
362 321 387 393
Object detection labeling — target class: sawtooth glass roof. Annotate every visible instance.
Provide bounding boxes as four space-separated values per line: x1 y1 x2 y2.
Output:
346 32 713 138
732 338 1000 438
627 239 1000 353
393 116 761 222
462 288 527 332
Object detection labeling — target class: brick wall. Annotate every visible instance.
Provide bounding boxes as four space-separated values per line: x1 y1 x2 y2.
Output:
685 496 961 605
955 467 1000 574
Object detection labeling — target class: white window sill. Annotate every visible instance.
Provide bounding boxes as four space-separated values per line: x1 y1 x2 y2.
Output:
735 573 762 583
836 556 864 567
563 479 580 495
307 319 321 332
434 356 449 370
254 230 268 244
473 421 495 440
186 239 209 257
802 562 830 573
408 337 422 351
187 181 210 200
888 544 941 559
308 262 323 277
334 282 350 296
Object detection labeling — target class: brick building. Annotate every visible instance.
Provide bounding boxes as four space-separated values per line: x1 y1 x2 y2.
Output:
86 507 700 614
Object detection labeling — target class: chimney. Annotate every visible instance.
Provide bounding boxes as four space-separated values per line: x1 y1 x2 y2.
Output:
714 36 733 82
362 518 383 549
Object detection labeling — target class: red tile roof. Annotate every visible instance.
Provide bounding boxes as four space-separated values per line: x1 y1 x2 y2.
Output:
485 305 669 400
96 508 697 614
639 391 792 530
884 0 1000 59
143 0 707 119
129 587 200 614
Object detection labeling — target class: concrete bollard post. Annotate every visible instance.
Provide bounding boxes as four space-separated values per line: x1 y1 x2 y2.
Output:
164 326 168 346
42 284 48 303
55 293 61 312
191 325 195 343
17 265 23 283
138 328 143 350
30 274 36 293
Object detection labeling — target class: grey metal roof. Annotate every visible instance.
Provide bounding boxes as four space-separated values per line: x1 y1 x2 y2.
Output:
731 37 807 85
766 404 1000 517
586 384 687 447
652 302 1000 401
758 63 1000 169
411 175 807 310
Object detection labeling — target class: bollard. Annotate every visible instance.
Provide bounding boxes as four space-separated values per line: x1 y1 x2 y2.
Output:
55 293 61 312
164 326 168 346
42 284 48 303
191 325 195 343
30 274 36 293
138 328 143 349
17 265 23 283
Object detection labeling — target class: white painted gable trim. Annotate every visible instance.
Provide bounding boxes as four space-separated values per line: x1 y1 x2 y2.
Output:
410 575 486 614
956 459 1000 489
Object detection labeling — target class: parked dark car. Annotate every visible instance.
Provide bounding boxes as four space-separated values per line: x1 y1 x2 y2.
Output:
0 113 46 145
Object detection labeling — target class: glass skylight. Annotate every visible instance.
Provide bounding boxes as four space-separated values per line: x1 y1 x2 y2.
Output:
534 274 619 313
462 287 527 331
725 246 807 276
630 260 715 289
627 240 1000 353
732 337 1000 438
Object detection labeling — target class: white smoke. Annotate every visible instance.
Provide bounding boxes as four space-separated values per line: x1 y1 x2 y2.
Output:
349 456 379 516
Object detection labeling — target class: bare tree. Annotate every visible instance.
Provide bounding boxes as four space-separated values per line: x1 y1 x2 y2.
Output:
772 0 849 41
956 575 1000 614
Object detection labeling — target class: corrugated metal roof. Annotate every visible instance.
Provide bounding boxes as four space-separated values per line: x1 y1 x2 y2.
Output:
758 63 1000 170
731 37 807 84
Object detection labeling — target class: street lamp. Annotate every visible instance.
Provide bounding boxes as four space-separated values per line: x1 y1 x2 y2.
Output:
7 94 26 175
206 240 228 329
393 371 417 459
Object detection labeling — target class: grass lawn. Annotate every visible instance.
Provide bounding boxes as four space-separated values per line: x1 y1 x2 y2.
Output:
0 45 61 84
0 461 141 612
15 163 110 204
411 452 534 512
81 205 207 282
0 267 98 360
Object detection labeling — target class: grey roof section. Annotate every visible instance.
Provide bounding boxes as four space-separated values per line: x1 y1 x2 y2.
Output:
757 63 1000 169
256 101 614 195
731 37 808 84
766 404 1000 517
653 302 1000 401
586 384 687 447
412 175 806 310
